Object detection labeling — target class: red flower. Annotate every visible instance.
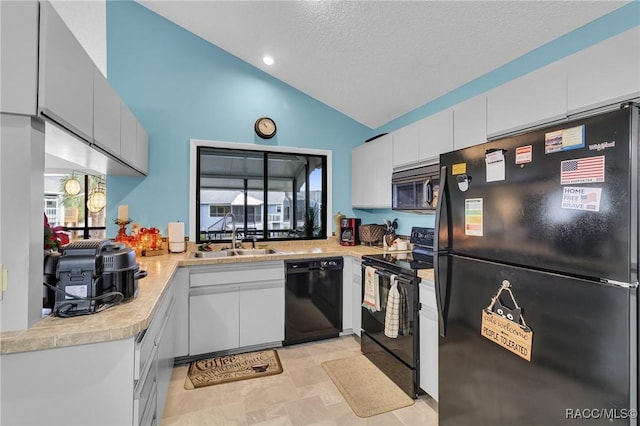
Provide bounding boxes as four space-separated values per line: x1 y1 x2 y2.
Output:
44 213 70 250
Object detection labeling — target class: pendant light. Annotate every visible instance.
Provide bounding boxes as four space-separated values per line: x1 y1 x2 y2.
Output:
87 181 106 213
63 174 81 196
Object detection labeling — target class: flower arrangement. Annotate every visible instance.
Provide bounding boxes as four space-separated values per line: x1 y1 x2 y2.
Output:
44 213 69 250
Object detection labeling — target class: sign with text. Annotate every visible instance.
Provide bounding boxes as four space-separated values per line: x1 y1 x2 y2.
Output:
481 309 533 361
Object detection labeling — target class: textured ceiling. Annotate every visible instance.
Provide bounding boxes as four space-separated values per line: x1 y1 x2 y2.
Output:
137 1 628 129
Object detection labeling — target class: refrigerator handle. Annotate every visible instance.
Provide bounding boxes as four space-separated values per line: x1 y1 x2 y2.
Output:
434 166 447 252
434 165 448 337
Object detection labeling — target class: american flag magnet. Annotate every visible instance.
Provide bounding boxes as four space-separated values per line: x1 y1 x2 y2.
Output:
560 155 605 185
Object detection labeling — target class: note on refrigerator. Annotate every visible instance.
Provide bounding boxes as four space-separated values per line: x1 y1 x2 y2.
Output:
486 150 505 182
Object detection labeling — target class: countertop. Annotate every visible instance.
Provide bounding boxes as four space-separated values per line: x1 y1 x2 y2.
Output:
0 239 433 355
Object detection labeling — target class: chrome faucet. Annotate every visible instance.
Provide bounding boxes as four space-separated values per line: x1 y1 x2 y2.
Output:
222 212 237 249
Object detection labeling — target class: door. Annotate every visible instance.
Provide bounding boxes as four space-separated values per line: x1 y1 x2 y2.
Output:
439 106 636 282
361 267 419 368
189 287 239 355
239 283 284 347
438 254 634 425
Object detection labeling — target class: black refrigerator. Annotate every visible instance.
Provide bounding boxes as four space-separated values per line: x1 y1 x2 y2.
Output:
435 103 639 425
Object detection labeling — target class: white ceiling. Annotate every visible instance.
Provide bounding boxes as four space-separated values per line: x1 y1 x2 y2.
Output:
137 1 628 129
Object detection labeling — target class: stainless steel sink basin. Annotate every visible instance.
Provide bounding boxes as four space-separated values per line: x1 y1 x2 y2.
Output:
190 248 278 258
234 248 279 256
190 250 235 259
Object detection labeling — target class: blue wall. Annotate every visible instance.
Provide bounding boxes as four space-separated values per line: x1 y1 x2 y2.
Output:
106 1 639 238
105 0 370 237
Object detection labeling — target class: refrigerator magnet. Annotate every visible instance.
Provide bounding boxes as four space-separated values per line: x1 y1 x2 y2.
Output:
561 187 602 212
560 156 605 185
452 163 467 175
481 280 533 362
515 145 532 165
464 198 483 236
485 150 506 182
544 124 585 154
456 174 471 192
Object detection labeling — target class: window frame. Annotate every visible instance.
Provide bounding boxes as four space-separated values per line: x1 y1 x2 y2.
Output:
190 140 333 243
44 174 107 240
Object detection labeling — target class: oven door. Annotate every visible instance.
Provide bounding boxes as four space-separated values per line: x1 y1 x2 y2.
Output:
361 265 419 368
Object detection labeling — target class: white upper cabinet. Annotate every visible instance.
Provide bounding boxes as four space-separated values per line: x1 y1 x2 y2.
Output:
120 102 137 165
351 144 366 208
38 1 94 143
0 1 39 115
567 27 640 114
352 134 392 208
453 95 487 150
487 60 567 138
136 121 149 175
391 108 454 169
418 108 454 160
392 122 420 168
93 68 121 158
4 1 149 176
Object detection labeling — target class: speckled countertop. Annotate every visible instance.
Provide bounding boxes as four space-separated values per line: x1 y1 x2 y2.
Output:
0 239 433 355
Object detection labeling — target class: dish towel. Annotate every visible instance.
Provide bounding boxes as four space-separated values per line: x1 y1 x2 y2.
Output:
362 266 380 312
384 275 400 338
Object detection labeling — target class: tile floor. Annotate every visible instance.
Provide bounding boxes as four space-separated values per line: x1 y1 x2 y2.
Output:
162 335 438 425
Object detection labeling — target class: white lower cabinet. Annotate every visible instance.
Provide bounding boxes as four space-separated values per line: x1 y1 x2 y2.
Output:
419 279 438 401
341 256 354 333
352 257 362 337
134 282 176 426
239 284 285 347
189 261 285 356
190 285 240 355
1 274 178 426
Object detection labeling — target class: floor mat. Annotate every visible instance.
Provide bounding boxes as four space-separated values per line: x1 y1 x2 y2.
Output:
321 354 414 417
184 349 283 389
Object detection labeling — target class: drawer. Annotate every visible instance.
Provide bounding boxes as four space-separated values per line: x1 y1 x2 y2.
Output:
134 346 157 424
134 291 174 381
139 379 157 426
190 261 284 288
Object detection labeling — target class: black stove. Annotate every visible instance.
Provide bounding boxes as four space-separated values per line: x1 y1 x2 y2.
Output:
360 226 434 398
362 227 435 274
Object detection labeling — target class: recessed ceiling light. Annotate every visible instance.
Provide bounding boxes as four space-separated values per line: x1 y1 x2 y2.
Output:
263 55 274 66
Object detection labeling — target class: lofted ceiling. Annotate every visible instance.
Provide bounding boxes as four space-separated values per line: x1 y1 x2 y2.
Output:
137 1 628 129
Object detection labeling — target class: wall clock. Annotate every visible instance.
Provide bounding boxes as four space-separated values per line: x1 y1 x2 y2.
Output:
254 117 277 139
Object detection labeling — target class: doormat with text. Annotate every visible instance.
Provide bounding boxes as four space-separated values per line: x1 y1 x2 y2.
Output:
184 349 283 389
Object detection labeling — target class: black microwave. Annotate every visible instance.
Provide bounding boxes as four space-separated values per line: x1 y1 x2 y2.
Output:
392 162 440 212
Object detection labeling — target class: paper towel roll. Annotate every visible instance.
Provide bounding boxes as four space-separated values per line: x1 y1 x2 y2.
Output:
168 222 185 253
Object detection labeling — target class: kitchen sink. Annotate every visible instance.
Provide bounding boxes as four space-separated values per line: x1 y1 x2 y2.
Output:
190 250 235 259
190 248 279 258
234 248 279 256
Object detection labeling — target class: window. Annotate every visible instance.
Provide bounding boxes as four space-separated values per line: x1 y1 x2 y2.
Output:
194 144 329 243
44 174 107 241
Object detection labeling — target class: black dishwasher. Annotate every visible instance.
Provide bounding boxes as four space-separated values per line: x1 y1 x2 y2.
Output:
284 258 343 346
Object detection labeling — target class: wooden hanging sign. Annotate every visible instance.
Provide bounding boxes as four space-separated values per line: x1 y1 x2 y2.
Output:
480 280 533 361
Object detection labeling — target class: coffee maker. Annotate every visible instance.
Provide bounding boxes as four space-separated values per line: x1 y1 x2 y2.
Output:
340 218 361 246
